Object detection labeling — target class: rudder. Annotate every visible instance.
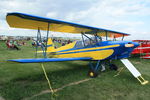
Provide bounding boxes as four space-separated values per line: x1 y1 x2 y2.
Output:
47 38 55 52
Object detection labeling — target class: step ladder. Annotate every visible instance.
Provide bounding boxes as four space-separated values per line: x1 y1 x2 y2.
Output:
121 59 148 85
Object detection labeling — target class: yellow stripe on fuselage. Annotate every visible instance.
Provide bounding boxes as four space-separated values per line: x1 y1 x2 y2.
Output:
58 44 119 54
51 44 120 60
54 49 114 60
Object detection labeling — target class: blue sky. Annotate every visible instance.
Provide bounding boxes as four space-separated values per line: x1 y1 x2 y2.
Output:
0 0 150 40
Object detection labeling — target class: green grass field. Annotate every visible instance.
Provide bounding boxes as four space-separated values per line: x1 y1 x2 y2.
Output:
0 40 150 100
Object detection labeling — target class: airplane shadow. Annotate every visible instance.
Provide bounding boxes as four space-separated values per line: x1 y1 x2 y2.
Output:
0 61 91 100
12 61 90 83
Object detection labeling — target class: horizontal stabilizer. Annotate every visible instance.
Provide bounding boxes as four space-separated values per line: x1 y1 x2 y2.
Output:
141 56 150 59
8 57 92 63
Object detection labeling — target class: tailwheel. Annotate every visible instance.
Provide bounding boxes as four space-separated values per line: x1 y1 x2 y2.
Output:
88 70 98 78
109 64 118 71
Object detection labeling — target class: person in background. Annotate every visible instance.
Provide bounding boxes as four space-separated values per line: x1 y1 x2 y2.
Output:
13 40 20 50
6 40 11 49
32 41 36 47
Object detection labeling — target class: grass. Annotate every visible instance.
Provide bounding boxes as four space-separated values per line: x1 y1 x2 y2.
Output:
0 40 150 100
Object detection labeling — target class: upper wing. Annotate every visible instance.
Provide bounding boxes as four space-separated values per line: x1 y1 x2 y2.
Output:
8 57 92 63
6 12 129 38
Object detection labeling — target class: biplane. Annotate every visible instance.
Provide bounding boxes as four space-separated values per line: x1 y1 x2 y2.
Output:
132 40 150 59
6 12 148 85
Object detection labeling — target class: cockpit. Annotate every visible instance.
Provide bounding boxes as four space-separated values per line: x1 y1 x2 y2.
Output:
75 35 102 48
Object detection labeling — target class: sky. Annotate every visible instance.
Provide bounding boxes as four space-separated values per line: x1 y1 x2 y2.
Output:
0 0 150 40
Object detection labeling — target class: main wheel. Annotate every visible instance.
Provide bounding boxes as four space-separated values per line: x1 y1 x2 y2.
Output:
109 64 118 71
88 70 98 78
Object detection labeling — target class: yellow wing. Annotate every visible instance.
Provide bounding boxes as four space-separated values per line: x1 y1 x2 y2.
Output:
6 12 129 38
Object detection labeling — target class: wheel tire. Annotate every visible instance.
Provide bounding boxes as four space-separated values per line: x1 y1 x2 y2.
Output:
88 70 98 78
109 64 118 71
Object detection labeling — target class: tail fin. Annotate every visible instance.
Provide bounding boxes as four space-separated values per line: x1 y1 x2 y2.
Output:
46 38 55 52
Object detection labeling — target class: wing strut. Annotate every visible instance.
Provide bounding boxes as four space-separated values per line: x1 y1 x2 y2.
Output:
35 27 46 58
81 32 86 47
45 23 50 51
105 31 108 40
35 23 50 58
122 34 125 41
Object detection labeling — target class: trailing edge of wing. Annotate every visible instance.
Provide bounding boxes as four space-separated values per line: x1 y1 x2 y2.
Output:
6 12 129 38
8 57 92 63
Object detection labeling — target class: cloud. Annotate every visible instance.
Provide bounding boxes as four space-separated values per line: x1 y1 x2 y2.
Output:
0 0 150 40
46 12 58 18
62 0 150 39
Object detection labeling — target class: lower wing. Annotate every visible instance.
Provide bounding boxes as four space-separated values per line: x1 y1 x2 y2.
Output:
8 57 92 63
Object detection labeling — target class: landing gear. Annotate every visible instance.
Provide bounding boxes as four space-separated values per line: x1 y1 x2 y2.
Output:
109 64 118 71
87 60 118 78
88 60 101 78
88 70 98 78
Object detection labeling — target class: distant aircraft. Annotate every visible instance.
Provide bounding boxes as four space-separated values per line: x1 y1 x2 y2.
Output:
132 40 150 59
6 12 148 85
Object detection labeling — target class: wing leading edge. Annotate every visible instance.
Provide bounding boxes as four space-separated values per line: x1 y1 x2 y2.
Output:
8 57 92 63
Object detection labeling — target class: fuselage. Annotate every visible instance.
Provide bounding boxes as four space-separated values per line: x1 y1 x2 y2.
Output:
49 41 139 60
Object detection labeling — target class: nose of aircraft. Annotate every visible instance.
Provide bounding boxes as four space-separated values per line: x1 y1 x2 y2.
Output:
117 41 140 59
133 42 139 48
125 41 139 48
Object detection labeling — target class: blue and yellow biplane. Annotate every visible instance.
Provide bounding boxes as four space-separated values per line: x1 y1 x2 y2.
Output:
6 12 148 85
